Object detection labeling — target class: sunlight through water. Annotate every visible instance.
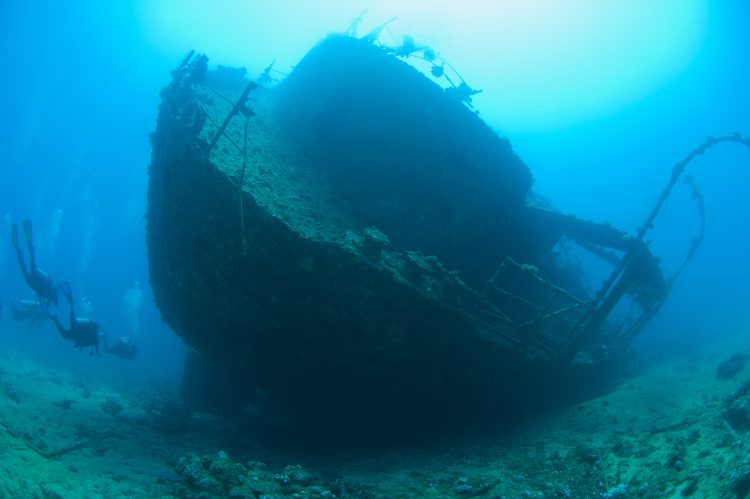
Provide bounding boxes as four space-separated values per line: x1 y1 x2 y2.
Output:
138 0 708 132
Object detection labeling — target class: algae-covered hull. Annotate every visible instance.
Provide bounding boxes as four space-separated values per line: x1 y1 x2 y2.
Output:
147 35 666 437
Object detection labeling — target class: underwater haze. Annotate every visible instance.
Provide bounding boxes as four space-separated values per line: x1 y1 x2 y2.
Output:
1 1 749 497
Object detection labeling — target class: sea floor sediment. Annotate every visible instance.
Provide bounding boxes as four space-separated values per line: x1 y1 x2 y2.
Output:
0 332 748 498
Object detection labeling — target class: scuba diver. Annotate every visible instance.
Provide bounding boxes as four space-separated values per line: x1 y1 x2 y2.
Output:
10 299 47 328
11 219 58 313
103 333 139 360
47 281 101 355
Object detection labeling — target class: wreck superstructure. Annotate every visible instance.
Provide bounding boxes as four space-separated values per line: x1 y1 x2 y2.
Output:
147 35 677 437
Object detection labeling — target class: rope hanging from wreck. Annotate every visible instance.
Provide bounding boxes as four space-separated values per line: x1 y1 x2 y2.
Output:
238 115 250 255
203 79 257 255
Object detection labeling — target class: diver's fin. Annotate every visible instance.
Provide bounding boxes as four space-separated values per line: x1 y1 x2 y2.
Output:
11 223 19 250
22 219 33 247
59 281 73 303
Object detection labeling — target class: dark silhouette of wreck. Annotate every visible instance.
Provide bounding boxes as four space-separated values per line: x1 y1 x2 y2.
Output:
146 34 718 443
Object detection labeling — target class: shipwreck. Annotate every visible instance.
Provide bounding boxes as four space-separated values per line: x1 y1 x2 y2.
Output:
146 34 739 440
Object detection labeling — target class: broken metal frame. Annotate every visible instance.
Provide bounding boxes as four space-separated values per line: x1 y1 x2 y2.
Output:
557 134 750 362
473 135 750 364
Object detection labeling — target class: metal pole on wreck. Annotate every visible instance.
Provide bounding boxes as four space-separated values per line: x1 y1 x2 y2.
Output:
206 80 257 155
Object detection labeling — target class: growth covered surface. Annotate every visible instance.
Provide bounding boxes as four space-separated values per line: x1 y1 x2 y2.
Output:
146 35 662 440
147 67 518 437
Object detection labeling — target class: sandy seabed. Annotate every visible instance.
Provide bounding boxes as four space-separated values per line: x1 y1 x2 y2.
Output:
0 326 748 498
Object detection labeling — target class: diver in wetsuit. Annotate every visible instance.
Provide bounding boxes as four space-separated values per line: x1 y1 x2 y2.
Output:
10 299 47 328
11 219 58 313
103 333 139 360
48 281 101 355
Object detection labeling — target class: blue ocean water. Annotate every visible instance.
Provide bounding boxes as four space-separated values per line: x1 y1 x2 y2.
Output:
3 0 746 378
0 1 749 496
